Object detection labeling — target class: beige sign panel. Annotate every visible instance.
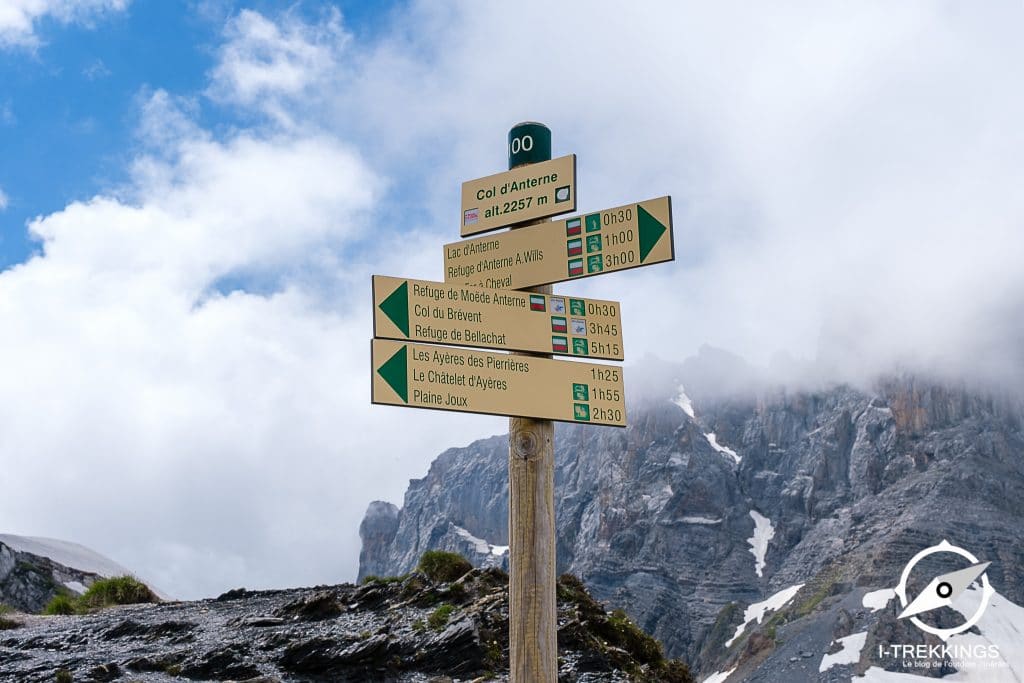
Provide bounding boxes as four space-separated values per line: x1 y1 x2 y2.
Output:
372 339 626 427
445 196 673 290
373 275 624 361
460 155 577 237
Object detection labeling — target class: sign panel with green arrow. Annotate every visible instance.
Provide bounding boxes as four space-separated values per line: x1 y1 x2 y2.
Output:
371 338 626 426
444 196 673 290
373 275 624 360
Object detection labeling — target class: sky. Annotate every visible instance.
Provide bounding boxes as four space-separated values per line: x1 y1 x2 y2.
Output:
1 1 1023 599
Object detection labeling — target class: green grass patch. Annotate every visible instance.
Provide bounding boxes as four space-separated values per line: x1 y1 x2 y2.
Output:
79 576 157 609
796 581 834 617
554 574 694 682
707 602 743 651
418 550 472 583
360 574 407 585
427 603 455 630
42 576 159 615
43 594 78 615
0 604 19 630
605 608 663 665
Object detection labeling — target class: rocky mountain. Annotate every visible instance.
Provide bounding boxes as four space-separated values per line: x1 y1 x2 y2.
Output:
0 535 154 613
0 563 693 682
358 349 1024 682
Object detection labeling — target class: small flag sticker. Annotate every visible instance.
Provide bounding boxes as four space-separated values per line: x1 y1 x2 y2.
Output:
570 299 586 316
585 214 601 232
568 259 584 277
572 338 589 355
571 318 586 335
566 218 582 236
552 336 569 352
573 403 591 421
555 185 571 203
464 208 479 225
586 234 602 253
567 238 583 257
587 255 603 274
572 383 589 401
551 316 567 333
550 297 566 314
529 295 546 312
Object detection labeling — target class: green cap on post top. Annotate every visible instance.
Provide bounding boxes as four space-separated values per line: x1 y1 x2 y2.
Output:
508 122 552 169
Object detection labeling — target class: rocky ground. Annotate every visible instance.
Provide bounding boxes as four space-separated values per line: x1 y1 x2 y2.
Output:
0 566 693 682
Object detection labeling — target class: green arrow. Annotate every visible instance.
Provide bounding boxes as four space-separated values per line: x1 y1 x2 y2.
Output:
377 344 408 403
379 280 409 337
637 204 667 263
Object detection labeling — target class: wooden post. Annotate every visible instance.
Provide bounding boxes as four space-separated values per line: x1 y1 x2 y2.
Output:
507 122 558 683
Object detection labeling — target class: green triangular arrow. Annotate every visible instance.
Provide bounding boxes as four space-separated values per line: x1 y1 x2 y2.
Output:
637 205 667 263
379 281 409 337
377 344 408 403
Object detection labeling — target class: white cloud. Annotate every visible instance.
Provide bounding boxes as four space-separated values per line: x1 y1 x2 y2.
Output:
0 186 8 210
0 88 502 598
206 8 348 127
0 0 129 48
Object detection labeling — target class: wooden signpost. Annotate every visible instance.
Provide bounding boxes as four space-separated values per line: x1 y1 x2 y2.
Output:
370 121 675 682
373 275 625 360
445 196 673 289
460 154 576 237
371 339 626 426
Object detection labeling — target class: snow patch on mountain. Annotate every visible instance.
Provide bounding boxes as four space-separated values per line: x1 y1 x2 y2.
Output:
672 385 695 418
705 432 740 464
680 516 723 525
702 667 736 683
725 583 805 647
819 631 868 672
451 525 490 555
747 511 774 578
862 588 896 611
452 525 507 558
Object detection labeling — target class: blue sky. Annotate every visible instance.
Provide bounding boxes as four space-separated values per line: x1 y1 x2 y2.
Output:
1 1 1022 600
0 0 398 269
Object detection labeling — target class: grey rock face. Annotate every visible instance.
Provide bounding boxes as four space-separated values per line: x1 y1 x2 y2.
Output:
0 541 106 613
358 501 400 580
357 435 512 582
358 350 1024 681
